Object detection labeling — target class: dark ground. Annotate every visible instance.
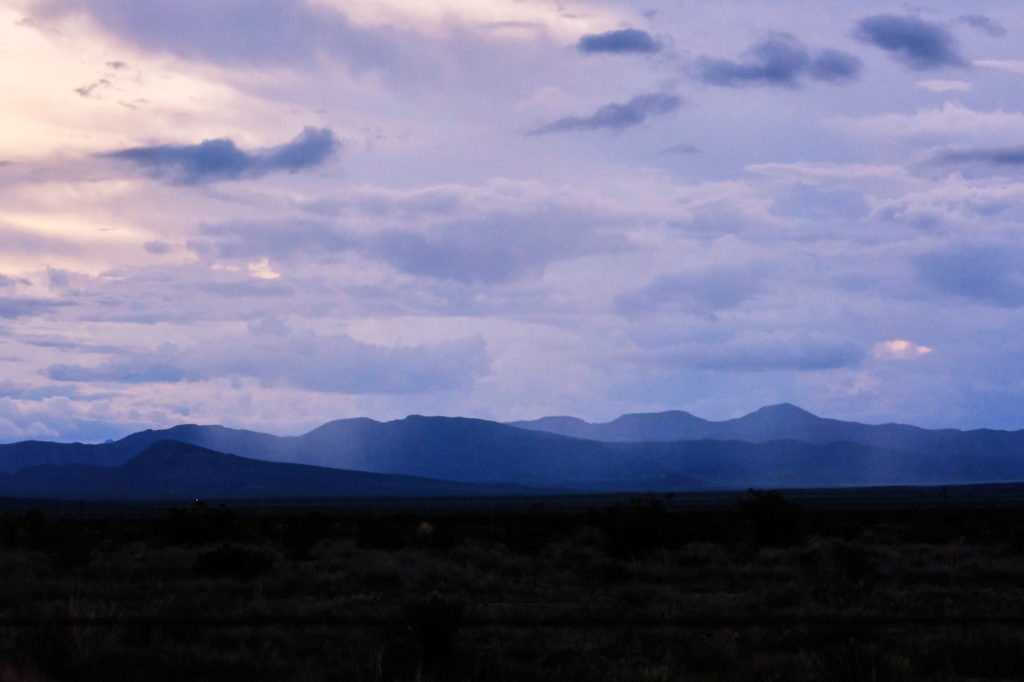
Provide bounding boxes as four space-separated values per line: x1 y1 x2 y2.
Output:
2 485 1024 680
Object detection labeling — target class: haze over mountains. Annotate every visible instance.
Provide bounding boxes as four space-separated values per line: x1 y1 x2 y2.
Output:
0 404 1021 500
0 441 526 501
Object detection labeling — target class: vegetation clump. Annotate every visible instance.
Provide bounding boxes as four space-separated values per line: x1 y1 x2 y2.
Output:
0 496 1021 679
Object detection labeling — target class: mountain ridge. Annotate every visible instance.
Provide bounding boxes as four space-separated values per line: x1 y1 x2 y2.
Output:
507 402 979 449
0 440 539 500
0 405 1020 498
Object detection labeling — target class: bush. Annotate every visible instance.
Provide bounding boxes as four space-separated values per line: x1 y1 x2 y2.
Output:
739 489 805 547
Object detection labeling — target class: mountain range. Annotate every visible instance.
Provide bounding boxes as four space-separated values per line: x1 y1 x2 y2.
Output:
0 441 527 501
0 404 1021 500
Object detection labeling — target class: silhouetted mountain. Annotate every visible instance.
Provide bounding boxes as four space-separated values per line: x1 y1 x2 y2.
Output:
510 410 714 442
509 403 989 453
0 440 124 473
0 406 1021 497
0 440 536 500
280 416 642 485
0 417 643 486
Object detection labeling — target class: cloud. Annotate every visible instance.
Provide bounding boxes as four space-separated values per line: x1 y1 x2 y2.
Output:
530 93 680 134
0 297 68 319
204 334 489 394
46 333 489 395
368 210 615 283
103 127 338 185
827 102 1024 141
576 28 659 54
0 381 115 403
32 0 401 72
916 79 971 92
143 241 172 255
958 14 1007 37
975 60 1024 75
191 206 621 285
914 246 1024 307
189 220 353 261
74 78 110 99
808 48 864 82
855 14 967 70
47 360 188 384
650 334 865 372
196 280 294 298
614 267 764 317
930 146 1024 167
873 339 933 359
868 177 1024 227
695 34 861 87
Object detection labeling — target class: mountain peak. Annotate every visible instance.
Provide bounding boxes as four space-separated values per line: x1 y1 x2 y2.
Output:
747 403 817 419
121 440 238 471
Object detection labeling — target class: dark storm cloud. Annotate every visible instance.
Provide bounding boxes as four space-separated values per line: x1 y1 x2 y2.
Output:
576 28 660 54
0 297 68 319
32 0 400 71
809 48 864 82
855 15 967 70
530 93 680 134
930 146 1024 166
959 14 1007 37
103 127 338 185
695 34 861 87
914 246 1024 307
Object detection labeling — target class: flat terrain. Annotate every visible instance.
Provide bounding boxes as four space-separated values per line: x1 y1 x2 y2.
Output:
2 487 1024 680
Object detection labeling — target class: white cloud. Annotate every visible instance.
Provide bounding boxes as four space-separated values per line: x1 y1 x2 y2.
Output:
0 7 304 159
312 0 621 40
974 59 1024 75
745 161 910 184
828 102 1024 141
916 80 971 93
873 339 933 359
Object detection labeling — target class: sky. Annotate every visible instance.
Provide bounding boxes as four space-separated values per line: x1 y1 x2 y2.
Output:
0 0 1022 442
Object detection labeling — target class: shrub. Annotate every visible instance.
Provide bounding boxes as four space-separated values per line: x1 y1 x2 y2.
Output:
739 489 805 547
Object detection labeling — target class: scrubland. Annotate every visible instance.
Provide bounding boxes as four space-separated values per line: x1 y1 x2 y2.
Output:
2 492 1024 680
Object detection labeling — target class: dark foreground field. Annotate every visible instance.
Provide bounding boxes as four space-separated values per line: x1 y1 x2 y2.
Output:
3 488 1024 681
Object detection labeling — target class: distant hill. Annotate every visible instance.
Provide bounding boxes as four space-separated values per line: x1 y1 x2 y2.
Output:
508 403 1008 455
0 417 644 486
0 405 1021 497
0 440 536 501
